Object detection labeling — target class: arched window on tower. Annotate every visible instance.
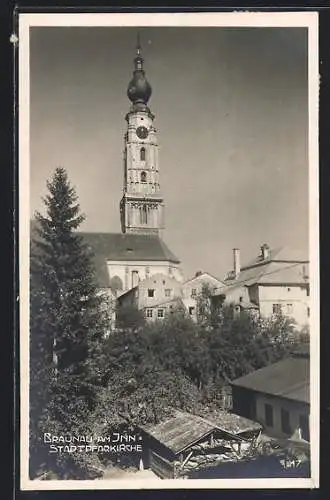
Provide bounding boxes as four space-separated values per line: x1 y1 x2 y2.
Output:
141 171 147 183
140 205 148 225
140 147 146 161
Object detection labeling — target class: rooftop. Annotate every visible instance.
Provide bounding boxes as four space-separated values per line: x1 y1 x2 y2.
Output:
80 231 180 263
201 409 262 435
231 357 310 404
183 271 224 286
30 221 181 287
141 411 215 455
243 247 309 269
141 410 262 455
216 246 309 294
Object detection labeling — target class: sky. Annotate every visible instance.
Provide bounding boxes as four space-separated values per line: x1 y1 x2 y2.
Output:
29 26 309 280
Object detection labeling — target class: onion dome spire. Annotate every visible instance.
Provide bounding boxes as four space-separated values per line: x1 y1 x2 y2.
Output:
127 33 152 107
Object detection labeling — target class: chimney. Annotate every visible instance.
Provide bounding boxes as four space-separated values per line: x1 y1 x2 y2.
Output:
233 248 240 278
260 244 270 260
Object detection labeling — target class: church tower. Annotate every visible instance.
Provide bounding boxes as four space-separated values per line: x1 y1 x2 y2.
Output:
120 38 164 234
77 35 183 298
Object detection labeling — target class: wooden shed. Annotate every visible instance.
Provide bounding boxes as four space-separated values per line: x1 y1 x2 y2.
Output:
139 410 262 478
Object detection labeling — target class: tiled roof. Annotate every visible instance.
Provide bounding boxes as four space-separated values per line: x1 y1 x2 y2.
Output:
217 247 309 294
243 247 308 269
235 301 259 310
231 357 310 404
30 221 180 288
183 272 224 286
80 232 180 264
141 411 216 455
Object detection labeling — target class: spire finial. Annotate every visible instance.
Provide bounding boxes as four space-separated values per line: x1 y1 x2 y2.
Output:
136 31 141 56
127 31 152 106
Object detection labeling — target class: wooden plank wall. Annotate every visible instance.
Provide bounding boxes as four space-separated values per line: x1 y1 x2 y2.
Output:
149 450 175 479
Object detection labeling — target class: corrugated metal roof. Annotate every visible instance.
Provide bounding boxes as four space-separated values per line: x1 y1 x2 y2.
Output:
231 357 310 404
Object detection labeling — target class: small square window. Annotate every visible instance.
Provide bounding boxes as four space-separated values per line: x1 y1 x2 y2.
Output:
148 289 155 298
273 303 282 314
146 309 153 318
165 289 171 297
157 309 164 318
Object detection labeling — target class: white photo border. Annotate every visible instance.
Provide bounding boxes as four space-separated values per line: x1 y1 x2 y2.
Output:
19 11 320 491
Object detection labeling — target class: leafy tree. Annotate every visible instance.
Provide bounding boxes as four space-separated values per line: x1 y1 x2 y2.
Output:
101 298 299 440
115 303 146 332
30 167 108 478
203 307 289 382
195 284 213 326
151 314 211 388
101 315 204 428
196 284 225 328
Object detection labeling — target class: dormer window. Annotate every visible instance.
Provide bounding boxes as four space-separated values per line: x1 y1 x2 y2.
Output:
140 147 146 161
141 171 147 183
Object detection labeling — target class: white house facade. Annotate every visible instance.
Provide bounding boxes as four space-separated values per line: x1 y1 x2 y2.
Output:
214 245 309 329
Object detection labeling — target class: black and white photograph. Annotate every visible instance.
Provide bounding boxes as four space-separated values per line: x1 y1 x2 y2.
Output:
19 12 319 490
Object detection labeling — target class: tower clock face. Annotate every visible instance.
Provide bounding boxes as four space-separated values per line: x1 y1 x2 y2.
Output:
136 126 148 139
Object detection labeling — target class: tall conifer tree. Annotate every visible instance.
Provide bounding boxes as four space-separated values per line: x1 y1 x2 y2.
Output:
30 167 108 478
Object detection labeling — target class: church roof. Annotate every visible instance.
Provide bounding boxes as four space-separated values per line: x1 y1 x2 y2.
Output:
30 220 180 288
79 232 180 264
79 232 180 287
